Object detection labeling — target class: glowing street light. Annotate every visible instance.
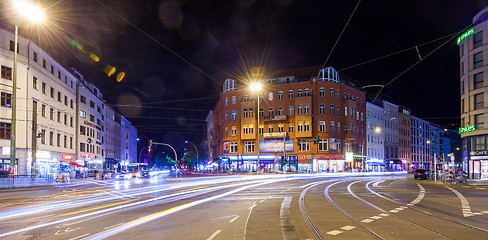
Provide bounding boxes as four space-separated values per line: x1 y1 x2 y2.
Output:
10 0 45 176
249 82 263 173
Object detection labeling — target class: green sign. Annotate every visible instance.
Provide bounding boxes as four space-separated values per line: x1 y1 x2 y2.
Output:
457 28 474 45
459 125 476 134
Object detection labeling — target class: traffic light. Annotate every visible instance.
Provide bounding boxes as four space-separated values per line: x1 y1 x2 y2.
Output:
282 156 287 165
313 136 320 144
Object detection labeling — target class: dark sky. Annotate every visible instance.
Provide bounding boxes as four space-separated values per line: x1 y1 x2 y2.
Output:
3 0 488 148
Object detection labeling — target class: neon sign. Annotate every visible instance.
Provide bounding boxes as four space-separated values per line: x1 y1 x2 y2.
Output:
459 125 476 134
457 28 474 45
62 154 73 160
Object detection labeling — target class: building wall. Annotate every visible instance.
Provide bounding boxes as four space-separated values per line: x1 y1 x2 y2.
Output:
411 116 431 169
398 107 411 171
383 101 399 168
104 106 121 166
365 102 385 171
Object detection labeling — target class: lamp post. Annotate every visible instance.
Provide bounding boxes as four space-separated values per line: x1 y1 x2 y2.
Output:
138 146 148 163
185 141 199 168
249 82 262 172
10 0 45 174
363 126 381 172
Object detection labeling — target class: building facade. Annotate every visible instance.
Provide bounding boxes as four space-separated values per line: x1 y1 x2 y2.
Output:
383 101 400 170
120 114 137 165
459 7 488 179
398 106 411 172
210 66 366 173
411 116 431 169
365 102 385 171
104 105 121 171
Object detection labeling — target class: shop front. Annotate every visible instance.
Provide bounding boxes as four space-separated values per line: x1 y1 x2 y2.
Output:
469 150 488 179
366 158 384 172
224 154 276 172
314 155 345 173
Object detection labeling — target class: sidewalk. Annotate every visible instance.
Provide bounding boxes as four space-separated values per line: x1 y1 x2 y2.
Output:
0 176 102 189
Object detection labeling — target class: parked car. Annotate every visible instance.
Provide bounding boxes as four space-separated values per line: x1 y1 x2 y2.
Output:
414 169 431 180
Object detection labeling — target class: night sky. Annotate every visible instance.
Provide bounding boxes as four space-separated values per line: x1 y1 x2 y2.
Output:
2 0 487 151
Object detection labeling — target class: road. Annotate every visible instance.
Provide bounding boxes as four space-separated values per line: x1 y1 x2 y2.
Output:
0 173 487 239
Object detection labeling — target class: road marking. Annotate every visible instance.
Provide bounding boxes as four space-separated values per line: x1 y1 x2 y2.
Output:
395 207 404 211
260 199 265 203
340 225 356 231
378 213 389 217
55 227 80 235
326 230 343 235
229 216 239 223
445 186 472 217
361 219 373 223
299 182 317 188
103 222 126 230
280 196 298 240
372 180 385 187
53 199 136 218
389 210 399 213
68 233 90 240
207 230 221 240
409 183 425 205
370 216 382 220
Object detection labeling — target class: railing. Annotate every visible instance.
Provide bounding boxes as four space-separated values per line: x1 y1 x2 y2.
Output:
0 175 55 188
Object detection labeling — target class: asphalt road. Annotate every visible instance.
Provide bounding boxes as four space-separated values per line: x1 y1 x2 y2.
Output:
0 173 487 240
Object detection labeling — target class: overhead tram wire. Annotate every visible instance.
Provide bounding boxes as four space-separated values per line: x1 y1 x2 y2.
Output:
320 0 362 69
106 95 220 108
338 32 458 72
94 0 220 85
371 23 477 104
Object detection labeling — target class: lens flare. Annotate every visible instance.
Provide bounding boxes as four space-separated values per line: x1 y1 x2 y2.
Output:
104 65 116 77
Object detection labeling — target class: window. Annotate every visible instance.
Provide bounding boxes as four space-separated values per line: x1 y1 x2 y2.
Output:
80 110 86 118
0 122 11 139
278 106 283 116
42 82 46 94
330 104 334 114
70 116 73 127
475 114 484 129
474 51 483 69
249 124 254 134
268 107 273 116
245 141 255 153
9 40 18 53
57 111 61 122
1 66 12 80
288 106 294 116
268 124 273 133
337 106 340 116
304 121 310 132
225 112 228 121
64 96 68 106
1 92 12 107
268 92 273 101
298 89 303 97
231 126 236 136
90 101 95 108
41 104 46 117
243 109 248 118
318 139 328 151
51 65 54 74
80 142 85 152
58 71 61 79
278 91 283 100
65 76 68 84
70 99 73 109
297 104 303 114
230 142 238 153
90 114 95 122
474 31 483 49
33 52 38 62
249 108 254 117
243 125 248 135
80 95 86 104
70 137 73 149
320 121 325 132
304 89 310 96
304 104 309 114
288 90 294 99
49 132 54 145
319 88 325 97
50 108 54 120
64 135 67 148
474 72 484 89
232 110 236 119
319 104 325 114
225 127 228 137
288 124 294 133
40 130 45 144
64 114 68 125
345 106 348 116
330 121 335 132
338 123 341 133
259 125 264 135
57 133 61 147
474 93 484 110
32 77 38 90
225 97 228 106
298 140 310 152
298 121 303 132
50 87 54 98
232 96 236 104
259 108 264 118
278 124 284 132
330 88 334 97
58 92 61 102
337 90 340 99
43 59 46 68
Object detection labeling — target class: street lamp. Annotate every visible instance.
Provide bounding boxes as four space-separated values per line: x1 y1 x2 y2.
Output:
10 0 45 174
185 141 199 169
363 127 381 172
249 82 262 172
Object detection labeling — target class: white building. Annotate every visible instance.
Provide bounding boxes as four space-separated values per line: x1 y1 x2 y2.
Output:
411 116 431 169
104 105 121 170
383 101 399 170
0 28 77 176
365 102 385 171
120 115 137 164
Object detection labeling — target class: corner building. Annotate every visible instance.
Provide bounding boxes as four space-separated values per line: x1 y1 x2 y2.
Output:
210 66 366 173
459 7 488 179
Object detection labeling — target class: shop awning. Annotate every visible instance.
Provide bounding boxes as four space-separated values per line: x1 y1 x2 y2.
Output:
68 162 83 167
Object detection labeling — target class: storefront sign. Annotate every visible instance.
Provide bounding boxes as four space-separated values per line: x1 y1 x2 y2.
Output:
2 147 10 155
345 152 353 162
457 28 474 45
263 132 287 138
223 141 229 154
470 150 488 156
316 155 342 160
459 125 476 134
62 154 73 160
259 139 293 153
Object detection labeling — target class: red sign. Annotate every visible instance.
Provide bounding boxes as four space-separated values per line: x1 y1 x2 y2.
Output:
80 154 94 159
62 154 73 160
298 155 307 159
317 156 343 160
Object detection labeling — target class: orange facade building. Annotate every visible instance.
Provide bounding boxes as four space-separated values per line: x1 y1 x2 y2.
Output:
209 66 366 173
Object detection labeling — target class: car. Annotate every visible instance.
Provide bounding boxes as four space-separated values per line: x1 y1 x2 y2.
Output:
136 170 150 179
414 169 431 180
115 171 132 180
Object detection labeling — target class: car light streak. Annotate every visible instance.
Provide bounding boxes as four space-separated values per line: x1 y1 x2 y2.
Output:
82 179 287 240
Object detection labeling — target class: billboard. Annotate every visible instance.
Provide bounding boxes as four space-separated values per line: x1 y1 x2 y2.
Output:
259 139 294 153
223 141 229 154
329 138 338 151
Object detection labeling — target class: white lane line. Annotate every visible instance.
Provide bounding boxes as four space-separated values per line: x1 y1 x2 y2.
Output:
68 233 90 240
299 182 317 188
326 230 343 235
229 216 239 223
280 196 298 240
103 222 126 230
372 180 385 187
395 207 404 211
445 186 472 217
340 225 356 231
389 210 399 213
260 199 265 203
370 216 382 220
378 213 389 217
409 183 425 205
207 230 222 240
361 219 374 223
